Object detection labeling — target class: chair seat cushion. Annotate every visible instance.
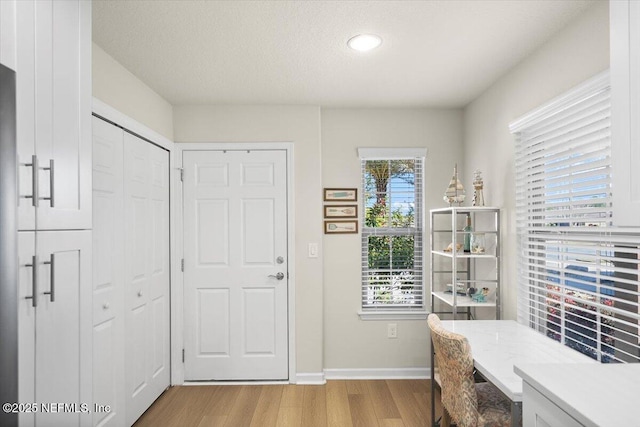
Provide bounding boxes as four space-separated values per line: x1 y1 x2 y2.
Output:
475 382 512 427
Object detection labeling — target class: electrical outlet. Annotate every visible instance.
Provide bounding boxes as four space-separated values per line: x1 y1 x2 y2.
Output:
387 323 397 339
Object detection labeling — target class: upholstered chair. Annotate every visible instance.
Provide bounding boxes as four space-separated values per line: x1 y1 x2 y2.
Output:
428 314 512 427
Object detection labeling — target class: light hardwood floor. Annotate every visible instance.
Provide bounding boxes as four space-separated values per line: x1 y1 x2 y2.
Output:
133 380 441 427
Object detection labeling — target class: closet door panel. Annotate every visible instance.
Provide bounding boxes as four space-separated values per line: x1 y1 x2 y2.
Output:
148 140 170 384
93 320 119 427
124 133 170 425
92 117 125 427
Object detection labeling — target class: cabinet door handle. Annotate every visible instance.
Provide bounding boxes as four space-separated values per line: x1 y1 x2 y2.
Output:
20 155 39 207
25 255 38 307
43 254 55 302
39 159 54 207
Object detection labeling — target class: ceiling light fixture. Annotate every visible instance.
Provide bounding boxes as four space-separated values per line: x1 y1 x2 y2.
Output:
347 34 382 52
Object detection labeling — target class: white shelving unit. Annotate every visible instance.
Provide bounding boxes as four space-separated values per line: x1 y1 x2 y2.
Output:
430 207 501 319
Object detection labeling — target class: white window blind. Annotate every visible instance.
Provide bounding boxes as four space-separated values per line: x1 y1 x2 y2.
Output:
360 150 425 310
512 72 640 363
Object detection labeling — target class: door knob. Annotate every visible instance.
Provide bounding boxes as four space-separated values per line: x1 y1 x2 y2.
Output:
268 272 285 280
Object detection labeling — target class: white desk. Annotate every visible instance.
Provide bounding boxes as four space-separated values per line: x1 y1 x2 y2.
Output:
435 320 595 426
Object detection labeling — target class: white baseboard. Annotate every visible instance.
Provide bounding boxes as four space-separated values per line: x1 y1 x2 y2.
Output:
324 367 431 380
295 372 326 385
182 380 290 386
178 369 430 386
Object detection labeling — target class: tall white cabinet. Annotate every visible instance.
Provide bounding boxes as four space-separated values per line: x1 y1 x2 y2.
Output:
92 116 171 427
15 1 92 426
611 0 640 227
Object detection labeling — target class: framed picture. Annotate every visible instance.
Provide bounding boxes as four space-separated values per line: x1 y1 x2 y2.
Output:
324 220 358 234
324 205 358 219
324 188 357 202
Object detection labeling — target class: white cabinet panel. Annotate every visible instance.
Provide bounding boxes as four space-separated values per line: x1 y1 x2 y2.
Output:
15 0 35 230
17 232 35 427
16 0 91 231
18 230 92 427
522 383 582 427
0 0 16 70
35 231 92 427
611 0 640 226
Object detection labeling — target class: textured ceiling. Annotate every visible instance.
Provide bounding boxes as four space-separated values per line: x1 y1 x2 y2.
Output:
92 0 595 108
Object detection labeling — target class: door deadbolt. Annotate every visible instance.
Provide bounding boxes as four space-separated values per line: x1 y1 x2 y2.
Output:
276 256 284 264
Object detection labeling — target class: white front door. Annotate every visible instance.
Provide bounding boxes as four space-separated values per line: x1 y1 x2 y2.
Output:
183 149 289 381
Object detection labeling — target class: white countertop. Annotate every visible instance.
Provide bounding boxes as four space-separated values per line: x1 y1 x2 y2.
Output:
440 320 595 401
514 363 640 427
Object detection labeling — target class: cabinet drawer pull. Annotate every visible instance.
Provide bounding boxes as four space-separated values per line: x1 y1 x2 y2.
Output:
39 159 54 207
43 254 55 302
20 155 38 207
25 255 38 307
102 303 109 310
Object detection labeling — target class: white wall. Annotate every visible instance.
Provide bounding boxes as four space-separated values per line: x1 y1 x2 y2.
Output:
173 105 324 375
462 1 609 320
92 43 174 141
95 0 609 375
321 108 463 370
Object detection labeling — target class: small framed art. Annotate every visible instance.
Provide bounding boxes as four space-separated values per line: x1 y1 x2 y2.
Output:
324 205 358 219
324 220 358 234
323 188 357 202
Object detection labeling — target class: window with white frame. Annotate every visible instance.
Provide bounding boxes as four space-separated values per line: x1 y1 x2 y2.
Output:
511 72 640 363
359 148 426 312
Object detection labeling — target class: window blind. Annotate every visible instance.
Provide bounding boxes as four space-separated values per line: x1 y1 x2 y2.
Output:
513 74 640 363
360 157 424 309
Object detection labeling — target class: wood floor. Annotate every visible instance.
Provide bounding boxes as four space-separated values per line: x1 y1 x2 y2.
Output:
134 380 441 427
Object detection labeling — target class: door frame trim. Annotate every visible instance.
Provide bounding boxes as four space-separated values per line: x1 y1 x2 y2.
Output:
173 142 296 384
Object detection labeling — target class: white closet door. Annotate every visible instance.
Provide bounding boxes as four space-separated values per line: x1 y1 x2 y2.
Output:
92 117 125 427
124 133 170 425
35 230 91 427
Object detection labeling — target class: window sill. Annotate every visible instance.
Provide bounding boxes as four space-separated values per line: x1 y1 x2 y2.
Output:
358 311 429 321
